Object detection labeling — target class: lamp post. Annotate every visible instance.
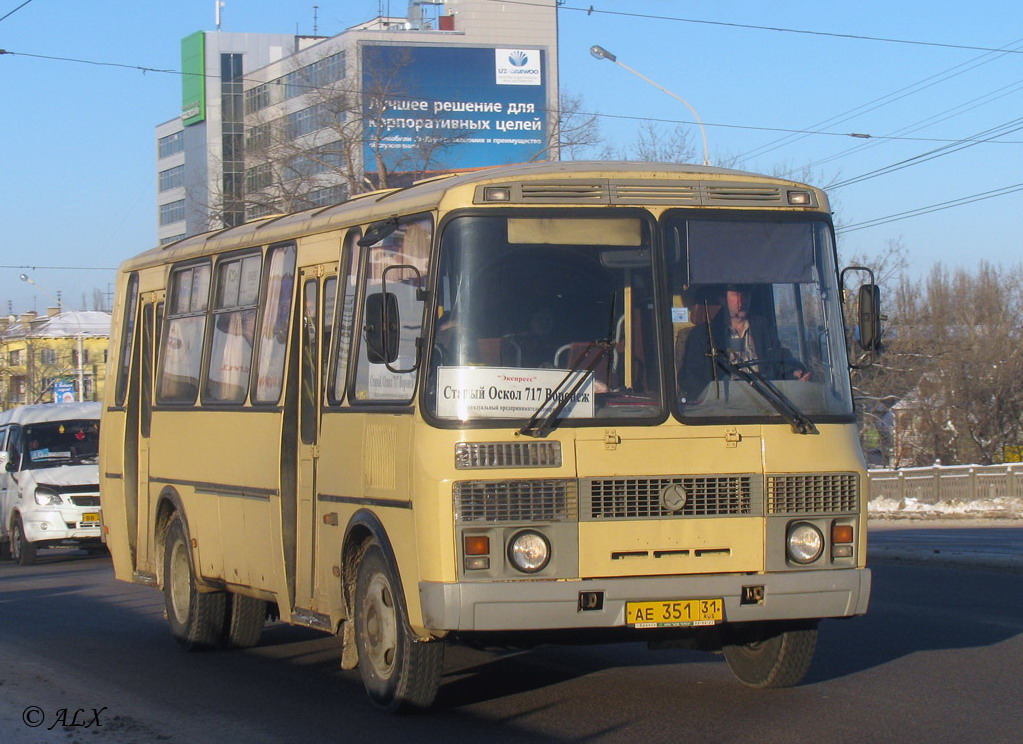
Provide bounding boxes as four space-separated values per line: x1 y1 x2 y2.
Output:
19 273 84 403
589 44 710 166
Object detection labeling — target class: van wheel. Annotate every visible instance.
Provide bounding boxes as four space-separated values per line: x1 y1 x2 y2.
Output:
12 516 37 566
722 621 818 688
222 593 266 649
354 543 443 712
163 516 225 650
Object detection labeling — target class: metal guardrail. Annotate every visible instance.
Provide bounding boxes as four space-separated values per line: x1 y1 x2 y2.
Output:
869 463 1023 505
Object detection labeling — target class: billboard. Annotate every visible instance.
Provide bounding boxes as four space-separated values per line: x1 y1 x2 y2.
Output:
361 44 548 175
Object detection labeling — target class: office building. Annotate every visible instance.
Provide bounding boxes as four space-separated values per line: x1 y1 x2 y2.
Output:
155 0 559 245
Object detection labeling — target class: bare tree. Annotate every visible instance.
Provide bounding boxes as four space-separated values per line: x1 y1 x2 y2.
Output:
854 259 1023 467
600 122 697 163
531 92 603 161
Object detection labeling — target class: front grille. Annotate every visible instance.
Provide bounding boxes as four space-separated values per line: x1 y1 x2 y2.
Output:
68 495 101 507
455 441 562 469
454 479 576 523
583 475 758 520
767 473 859 514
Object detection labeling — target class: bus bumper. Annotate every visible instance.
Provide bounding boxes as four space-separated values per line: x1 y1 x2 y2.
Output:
420 568 871 632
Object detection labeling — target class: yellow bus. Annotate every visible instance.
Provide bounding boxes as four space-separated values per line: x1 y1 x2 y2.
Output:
100 161 879 711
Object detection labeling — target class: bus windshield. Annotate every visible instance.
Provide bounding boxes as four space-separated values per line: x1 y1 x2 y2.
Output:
426 213 664 423
667 215 853 424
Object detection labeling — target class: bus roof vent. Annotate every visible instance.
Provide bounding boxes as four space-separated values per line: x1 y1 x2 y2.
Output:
703 184 785 205
519 182 609 203
611 182 700 205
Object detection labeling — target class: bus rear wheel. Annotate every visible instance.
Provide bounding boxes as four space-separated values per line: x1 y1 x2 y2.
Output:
163 516 225 650
12 516 37 566
354 543 443 712
721 620 818 688
222 593 266 649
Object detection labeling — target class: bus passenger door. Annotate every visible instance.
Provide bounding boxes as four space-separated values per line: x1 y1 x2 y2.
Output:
295 267 336 609
134 299 158 572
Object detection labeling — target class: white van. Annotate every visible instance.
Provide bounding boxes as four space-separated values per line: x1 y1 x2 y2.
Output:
0 402 102 565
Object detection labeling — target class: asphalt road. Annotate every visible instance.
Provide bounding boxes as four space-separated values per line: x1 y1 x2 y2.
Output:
1 543 1020 744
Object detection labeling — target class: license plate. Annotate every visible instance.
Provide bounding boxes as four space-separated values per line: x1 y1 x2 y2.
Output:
626 598 723 628
80 513 100 526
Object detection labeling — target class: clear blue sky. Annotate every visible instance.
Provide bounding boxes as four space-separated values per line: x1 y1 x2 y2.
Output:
2 0 1021 313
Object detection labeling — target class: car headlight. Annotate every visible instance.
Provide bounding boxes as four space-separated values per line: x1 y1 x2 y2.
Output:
787 522 824 564
507 530 551 573
34 488 63 506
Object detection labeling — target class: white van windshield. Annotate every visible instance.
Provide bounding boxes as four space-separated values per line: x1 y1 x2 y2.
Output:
23 419 100 468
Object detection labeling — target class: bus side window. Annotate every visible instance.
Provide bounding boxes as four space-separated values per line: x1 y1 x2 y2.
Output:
114 273 139 407
352 216 432 403
205 252 261 404
157 262 211 404
328 230 363 405
253 244 297 405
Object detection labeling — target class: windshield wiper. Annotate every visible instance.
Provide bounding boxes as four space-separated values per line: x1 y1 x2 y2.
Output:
519 293 618 439
710 352 819 435
517 337 614 438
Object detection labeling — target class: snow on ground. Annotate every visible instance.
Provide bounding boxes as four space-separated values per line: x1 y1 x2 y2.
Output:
868 494 1023 520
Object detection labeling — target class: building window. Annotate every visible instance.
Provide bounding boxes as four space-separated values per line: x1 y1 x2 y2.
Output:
284 52 344 100
10 350 22 366
245 163 273 192
159 164 185 192
246 121 273 152
40 348 58 365
158 130 184 159
245 83 268 114
307 185 346 207
159 200 186 226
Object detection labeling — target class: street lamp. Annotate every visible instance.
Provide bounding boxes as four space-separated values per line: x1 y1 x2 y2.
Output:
589 44 710 166
19 273 84 402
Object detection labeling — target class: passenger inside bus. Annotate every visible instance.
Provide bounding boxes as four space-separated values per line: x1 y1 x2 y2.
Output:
678 283 810 404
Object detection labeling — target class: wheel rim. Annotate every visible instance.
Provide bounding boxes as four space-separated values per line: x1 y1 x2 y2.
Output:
12 522 22 560
362 573 398 679
167 540 192 625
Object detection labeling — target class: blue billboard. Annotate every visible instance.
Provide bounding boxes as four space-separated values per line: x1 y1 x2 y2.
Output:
361 44 548 176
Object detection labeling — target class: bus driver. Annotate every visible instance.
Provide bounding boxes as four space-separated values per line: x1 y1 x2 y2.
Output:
678 283 810 404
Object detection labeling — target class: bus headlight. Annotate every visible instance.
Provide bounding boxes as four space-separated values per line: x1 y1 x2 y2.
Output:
786 522 824 564
34 488 63 506
507 530 551 573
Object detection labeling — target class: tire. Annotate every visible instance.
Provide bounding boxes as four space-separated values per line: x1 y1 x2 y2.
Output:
222 593 266 649
12 516 37 566
163 516 225 650
0 538 11 562
722 620 818 689
354 543 444 712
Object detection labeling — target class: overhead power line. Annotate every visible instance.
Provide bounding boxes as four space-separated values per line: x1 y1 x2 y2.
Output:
838 182 1023 233
0 0 36 24
495 0 1023 55
4 49 1021 147
831 116 1023 189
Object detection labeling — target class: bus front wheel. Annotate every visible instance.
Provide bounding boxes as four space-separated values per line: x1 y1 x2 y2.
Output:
354 543 443 712
721 620 818 688
163 516 225 650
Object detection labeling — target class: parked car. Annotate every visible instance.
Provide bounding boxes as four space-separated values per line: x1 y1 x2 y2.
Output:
0 402 102 565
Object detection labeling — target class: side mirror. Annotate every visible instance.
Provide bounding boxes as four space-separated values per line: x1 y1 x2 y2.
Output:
364 292 400 364
858 283 882 351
